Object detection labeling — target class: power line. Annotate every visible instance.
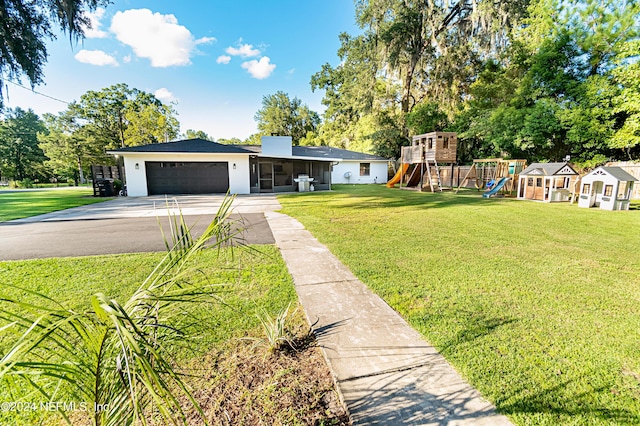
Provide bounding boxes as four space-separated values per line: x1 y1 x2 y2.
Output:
2 78 70 105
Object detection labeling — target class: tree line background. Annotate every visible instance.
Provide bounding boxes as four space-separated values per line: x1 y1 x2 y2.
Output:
1 0 638 186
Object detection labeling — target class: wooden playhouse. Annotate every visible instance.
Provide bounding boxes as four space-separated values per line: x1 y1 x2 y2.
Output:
516 162 578 202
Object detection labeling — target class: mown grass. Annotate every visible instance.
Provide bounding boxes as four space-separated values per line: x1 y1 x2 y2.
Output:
0 245 300 424
278 185 640 425
0 188 110 222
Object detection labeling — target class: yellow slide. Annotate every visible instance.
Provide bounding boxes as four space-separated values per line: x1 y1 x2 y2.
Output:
386 163 410 188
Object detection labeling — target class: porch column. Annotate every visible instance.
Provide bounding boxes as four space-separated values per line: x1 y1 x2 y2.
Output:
517 176 523 199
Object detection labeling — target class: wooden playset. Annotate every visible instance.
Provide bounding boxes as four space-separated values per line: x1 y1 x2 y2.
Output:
387 131 458 191
455 158 527 194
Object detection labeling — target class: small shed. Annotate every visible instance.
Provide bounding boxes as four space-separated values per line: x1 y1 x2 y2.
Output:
517 162 578 202
578 166 637 211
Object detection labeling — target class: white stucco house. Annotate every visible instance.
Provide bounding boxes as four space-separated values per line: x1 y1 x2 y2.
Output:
578 166 637 211
107 136 389 197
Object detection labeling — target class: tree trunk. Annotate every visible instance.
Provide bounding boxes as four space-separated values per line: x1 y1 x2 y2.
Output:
77 155 85 184
118 111 126 148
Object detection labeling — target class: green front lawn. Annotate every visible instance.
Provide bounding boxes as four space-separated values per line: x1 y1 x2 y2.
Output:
0 188 110 222
278 185 640 425
0 246 299 424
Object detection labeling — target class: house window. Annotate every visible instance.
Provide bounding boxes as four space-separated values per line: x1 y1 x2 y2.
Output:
360 163 370 176
582 183 590 194
604 185 613 196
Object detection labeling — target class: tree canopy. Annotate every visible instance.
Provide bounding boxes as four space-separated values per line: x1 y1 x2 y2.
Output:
309 0 640 164
0 84 181 185
254 91 321 145
0 0 110 108
0 107 48 181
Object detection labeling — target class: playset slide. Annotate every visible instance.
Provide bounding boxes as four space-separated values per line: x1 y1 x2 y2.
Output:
386 163 410 187
482 177 510 198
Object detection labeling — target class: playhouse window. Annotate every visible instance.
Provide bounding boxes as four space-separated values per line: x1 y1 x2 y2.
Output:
618 184 629 199
360 163 370 176
428 138 433 149
604 185 613 196
536 178 542 186
528 178 533 186
582 183 590 194
443 137 449 149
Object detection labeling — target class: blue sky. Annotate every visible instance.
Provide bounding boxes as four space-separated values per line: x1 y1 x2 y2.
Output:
4 0 359 140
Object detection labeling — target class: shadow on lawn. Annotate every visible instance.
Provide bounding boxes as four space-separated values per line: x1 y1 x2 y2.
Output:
499 377 640 424
287 185 510 212
435 313 518 357
422 310 639 424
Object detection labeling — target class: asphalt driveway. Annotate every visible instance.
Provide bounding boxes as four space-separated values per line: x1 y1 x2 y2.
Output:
0 194 281 261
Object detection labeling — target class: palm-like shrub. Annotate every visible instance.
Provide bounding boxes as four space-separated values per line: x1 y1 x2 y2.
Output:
0 195 240 425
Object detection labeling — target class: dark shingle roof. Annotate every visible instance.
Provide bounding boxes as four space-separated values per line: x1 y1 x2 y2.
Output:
109 139 254 154
234 144 388 161
292 146 388 161
110 139 389 161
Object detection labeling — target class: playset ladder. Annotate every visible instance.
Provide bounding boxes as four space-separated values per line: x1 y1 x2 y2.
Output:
433 162 443 192
424 161 443 192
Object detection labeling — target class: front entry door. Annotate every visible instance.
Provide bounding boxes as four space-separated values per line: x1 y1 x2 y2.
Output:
259 162 273 192
593 181 603 207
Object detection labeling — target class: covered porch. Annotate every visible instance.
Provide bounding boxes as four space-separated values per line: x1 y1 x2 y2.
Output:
249 156 332 193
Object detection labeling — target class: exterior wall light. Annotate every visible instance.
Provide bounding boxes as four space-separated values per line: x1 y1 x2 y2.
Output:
233 163 237 170
135 163 139 170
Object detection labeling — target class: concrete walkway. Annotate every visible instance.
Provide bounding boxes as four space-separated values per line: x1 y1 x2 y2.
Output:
266 211 512 425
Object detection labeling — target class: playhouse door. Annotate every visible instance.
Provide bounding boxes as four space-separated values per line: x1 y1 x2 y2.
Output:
592 181 603 207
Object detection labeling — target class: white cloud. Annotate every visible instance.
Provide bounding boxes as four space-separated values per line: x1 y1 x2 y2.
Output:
155 88 177 102
216 55 231 64
74 49 119 66
123 55 132 63
226 43 260 58
241 57 276 79
110 9 215 67
82 7 108 38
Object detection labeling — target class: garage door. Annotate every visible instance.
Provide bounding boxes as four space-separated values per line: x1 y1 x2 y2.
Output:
146 162 229 195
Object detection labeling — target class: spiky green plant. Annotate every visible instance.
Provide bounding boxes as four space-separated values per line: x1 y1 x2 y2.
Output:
250 302 296 353
0 194 241 426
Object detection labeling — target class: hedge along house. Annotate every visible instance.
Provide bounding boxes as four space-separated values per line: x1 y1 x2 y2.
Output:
108 136 389 196
516 162 578 202
578 166 637 211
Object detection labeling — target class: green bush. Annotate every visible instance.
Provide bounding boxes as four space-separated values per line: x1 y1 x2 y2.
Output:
113 178 123 193
14 178 34 188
